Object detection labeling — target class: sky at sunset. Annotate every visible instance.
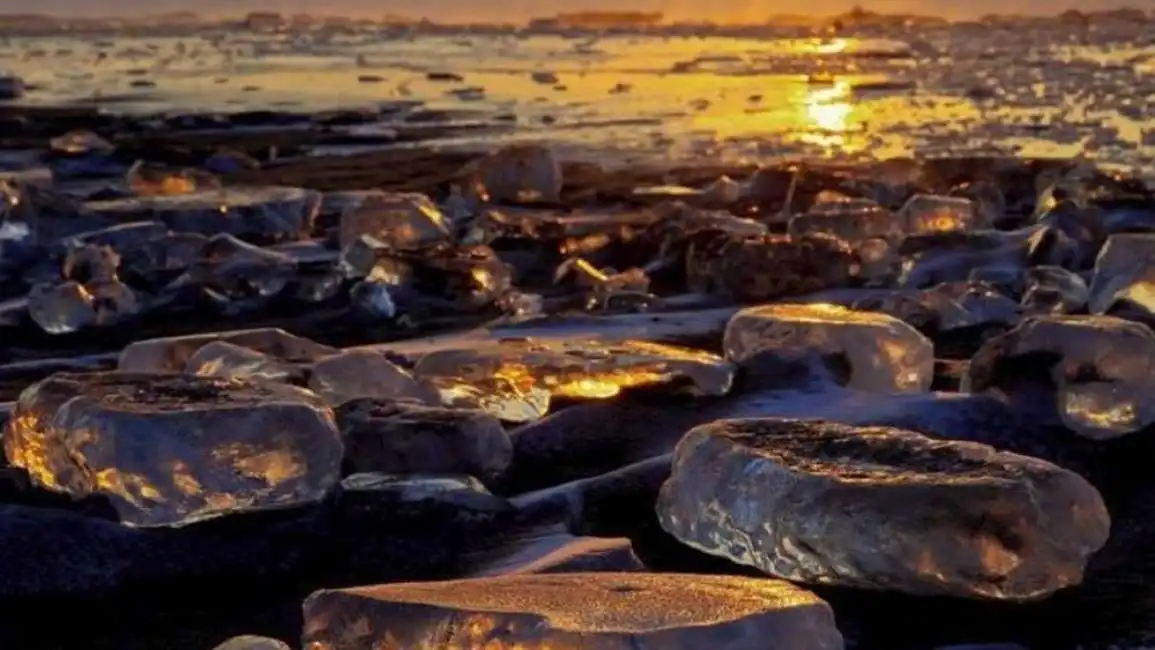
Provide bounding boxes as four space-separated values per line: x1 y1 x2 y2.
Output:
0 0 1147 21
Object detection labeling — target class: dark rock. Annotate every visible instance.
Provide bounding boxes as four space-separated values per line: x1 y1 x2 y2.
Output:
0 503 310 599
511 454 672 539
425 72 465 82
502 399 702 493
336 400 511 480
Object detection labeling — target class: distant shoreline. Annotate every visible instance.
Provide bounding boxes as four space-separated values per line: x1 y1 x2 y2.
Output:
0 6 1150 37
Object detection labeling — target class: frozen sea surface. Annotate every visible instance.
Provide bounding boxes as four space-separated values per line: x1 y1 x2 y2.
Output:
0 22 1153 176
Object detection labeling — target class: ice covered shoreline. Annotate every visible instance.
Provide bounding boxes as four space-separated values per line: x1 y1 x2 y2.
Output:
0 11 1154 650
2 20 1154 178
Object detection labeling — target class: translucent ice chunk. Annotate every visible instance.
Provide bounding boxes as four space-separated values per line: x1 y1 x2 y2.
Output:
651 203 768 241
363 244 511 313
497 291 544 318
0 206 35 267
1023 266 1089 314
744 165 798 211
3 373 342 527
50 130 114 156
308 349 436 407
0 220 30 242
0 167 52 190
853 238 902 286
340 234 392 279
701 175 742 204
929 281 1021 328
687 233 858 303
414 339 735 422
852 290 973 332
968 265 1027 297
555 258 653 311
657 418 1108 601
88 280 140 326
212 636 290 650
898 194 986 235
186 341 297 382
849 281 1015 334
900 245 1022 289
1034 168 1090 218
967 315 1155 439
120 232 208 289
810 190 860 206
434 380 551 423
441 185 478 229
724 303 935 393
0 179 24 220
632 185 703 202
465 144 563 204
264 242 344 304
1029 201 1103 269
788 197 900 242
27 282 96 334
169 234 295 299
84 186 320 243
587 268 653 311
350 278 397 318
1059 381 1154 440
1088 234 1155 317
67 221 170 251
291 270 345 303
303 573 840 649
119 328 337 374
951 180 1008 227
337 191 453 250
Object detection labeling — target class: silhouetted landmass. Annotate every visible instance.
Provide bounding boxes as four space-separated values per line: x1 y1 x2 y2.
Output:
0 5 1150 35
554 11 664 28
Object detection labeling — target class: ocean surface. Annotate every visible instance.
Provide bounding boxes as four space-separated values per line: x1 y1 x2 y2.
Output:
1 22 1153 176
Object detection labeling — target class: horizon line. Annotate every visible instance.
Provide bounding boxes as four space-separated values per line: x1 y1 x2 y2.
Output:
1 6 1151 23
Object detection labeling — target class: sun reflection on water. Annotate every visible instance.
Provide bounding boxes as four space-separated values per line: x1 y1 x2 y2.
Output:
687 75 867 157
800 80 860 152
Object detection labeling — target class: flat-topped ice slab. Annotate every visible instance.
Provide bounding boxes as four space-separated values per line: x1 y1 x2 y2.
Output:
303 572 843 650
83 186 319 242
